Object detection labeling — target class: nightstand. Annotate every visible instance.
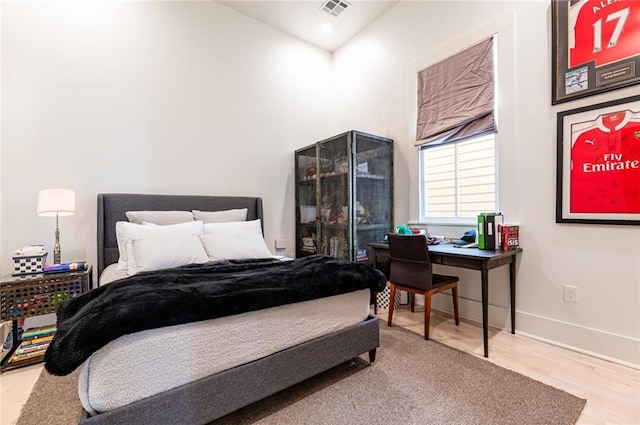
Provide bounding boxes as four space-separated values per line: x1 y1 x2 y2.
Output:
0 266 92 372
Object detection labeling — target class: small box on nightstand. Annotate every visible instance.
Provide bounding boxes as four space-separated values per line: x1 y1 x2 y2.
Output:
12 253 48 276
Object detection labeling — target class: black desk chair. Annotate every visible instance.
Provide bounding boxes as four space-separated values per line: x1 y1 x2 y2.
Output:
387 233 460 340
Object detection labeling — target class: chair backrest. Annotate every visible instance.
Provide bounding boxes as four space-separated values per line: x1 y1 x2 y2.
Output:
388 233 433 291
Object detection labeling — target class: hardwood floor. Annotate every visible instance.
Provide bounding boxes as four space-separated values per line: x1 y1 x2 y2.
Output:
1 306 638 425
0 360 42 425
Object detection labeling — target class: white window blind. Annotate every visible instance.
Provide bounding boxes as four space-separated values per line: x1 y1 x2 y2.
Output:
420 134 496 219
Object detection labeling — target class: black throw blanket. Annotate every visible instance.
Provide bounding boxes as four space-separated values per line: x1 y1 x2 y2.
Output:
45 255 386 376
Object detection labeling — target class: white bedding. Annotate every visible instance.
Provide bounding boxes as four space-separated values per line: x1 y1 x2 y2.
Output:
79 271 371 414
98 258 292 286
98 263 128 285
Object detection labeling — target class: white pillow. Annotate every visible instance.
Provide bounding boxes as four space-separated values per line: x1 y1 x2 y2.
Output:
125 210 194 225
127 235 209 276
203 219 262 236
193 209 248 223
115 220 204 271
200 234 272 261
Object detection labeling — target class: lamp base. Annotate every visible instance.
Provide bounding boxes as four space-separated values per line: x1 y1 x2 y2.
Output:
53 245 61 265
54 215 61 264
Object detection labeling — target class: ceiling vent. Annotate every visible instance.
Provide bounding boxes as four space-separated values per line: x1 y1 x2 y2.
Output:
320 0 350 17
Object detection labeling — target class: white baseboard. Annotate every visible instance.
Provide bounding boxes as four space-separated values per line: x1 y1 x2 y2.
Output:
426 294 640 369
515 311 640 370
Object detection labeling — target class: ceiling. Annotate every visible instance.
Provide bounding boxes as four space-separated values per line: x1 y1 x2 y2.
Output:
218 1 400 52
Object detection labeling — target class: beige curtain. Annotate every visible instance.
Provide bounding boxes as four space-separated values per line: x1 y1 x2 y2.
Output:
416 37 495 146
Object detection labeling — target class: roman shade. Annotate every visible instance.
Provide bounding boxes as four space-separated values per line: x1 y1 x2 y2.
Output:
416 37 495 146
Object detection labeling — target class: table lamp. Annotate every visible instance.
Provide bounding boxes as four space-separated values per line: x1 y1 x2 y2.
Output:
37 188 76 264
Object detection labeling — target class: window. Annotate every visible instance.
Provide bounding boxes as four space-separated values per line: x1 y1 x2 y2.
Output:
420 134 496 220
416 36 497 222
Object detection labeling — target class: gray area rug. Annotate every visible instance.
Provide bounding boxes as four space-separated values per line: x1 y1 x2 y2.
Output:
17 323 585 425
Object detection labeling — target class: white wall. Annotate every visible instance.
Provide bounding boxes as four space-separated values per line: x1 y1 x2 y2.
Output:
1 1 332 276
0 2 3 276
332 1 640 367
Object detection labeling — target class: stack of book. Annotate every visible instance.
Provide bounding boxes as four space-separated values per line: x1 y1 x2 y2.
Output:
356 248 368 261
477 212 520 251
43 261 87 273
328 236 346 257
8 325 56 365
477 212 503 250
301 237 316 254
329 237 340 257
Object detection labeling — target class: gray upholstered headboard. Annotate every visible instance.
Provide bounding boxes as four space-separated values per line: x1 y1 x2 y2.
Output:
97 193 264 277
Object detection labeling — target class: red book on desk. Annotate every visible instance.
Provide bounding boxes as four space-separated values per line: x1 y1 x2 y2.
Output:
500 225 520 251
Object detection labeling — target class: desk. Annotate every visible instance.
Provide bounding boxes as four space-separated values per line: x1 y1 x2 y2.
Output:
369 243 522 357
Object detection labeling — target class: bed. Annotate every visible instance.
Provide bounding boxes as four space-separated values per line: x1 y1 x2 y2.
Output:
50 193 382 425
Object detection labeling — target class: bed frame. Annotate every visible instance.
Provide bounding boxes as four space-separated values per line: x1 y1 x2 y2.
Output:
83 193 380 425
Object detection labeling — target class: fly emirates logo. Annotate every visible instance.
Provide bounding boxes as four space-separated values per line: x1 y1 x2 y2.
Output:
583 153 640 172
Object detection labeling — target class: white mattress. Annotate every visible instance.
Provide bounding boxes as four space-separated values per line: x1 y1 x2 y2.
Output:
98 263 128 285
78 285 371 414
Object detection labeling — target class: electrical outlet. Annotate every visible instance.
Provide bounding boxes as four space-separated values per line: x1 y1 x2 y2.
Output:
274 238 287 250
563 285 578 303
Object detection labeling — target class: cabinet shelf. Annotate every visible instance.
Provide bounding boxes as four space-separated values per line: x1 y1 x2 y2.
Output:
295 131 393 262
356 173 386 180
299 173 386 183
357 224 390 230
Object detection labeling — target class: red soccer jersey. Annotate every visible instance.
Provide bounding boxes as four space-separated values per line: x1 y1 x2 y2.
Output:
570 110 640 213
569 0 640 68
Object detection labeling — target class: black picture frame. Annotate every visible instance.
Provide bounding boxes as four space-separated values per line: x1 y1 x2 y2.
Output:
556 94 640 225
551 0 640 105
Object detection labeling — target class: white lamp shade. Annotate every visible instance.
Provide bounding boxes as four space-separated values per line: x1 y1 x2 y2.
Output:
37 188 76 217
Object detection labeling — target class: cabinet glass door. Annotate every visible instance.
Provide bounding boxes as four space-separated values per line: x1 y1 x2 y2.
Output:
353 134 393 261
318 134 350 259
295 145 318 256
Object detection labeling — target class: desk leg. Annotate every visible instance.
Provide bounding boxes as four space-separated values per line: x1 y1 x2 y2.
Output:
372 251 378 315
481 269 489 358
510 259 516 334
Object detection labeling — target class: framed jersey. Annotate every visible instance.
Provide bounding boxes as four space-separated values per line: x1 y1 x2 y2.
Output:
552 0 640 104
556 94 640 225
